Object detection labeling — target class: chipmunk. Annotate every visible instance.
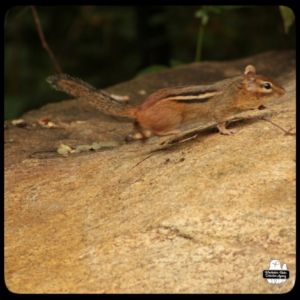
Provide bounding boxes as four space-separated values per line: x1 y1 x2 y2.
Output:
47 65 285 140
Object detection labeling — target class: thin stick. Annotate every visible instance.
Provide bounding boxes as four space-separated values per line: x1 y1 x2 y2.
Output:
156 114 295 149
260 117 296 136
177 134 198 143
128 134 198 171
130 153 157 171
31 6 62 74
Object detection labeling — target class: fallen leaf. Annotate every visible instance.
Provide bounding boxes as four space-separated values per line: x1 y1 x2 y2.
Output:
38 118 51 125
12 119 27 127
57 142 72 155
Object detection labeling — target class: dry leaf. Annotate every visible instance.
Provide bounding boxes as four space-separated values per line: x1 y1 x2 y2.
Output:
57 141 118 155
38 118 51 125
11 119 27 127
57 142 72 155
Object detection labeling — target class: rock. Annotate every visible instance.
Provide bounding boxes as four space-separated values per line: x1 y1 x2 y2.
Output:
5 50 295 293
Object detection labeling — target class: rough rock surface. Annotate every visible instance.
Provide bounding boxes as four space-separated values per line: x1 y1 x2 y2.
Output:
5 50 295 293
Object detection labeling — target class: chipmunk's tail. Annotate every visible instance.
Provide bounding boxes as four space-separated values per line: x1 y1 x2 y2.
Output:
47 74 137 118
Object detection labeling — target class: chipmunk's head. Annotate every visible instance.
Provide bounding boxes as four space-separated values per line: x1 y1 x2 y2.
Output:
236 65 285 110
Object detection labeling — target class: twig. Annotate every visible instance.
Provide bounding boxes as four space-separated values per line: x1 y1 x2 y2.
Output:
31 6 62 74
153 114 295 151
260 117 296 136
130 153 157 171
159 134 198 148
177 134 198 143
126 114 295 172
161 114 295 146
127 134 198 173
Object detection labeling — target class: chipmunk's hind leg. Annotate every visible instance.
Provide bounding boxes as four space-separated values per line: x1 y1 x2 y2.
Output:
152 128 181 136
149 109 182 136
124 120 151 142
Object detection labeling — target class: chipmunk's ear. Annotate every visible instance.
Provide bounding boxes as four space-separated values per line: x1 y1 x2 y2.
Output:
244 65 257 90
244 65 256 75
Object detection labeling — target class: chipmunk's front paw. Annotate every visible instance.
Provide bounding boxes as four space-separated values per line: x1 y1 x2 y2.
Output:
219 128 237 135
217 123 237 135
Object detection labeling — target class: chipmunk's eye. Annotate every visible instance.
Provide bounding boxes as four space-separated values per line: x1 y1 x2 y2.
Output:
262 83 272 89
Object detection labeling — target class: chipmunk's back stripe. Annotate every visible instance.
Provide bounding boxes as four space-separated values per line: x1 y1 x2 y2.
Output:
174 98 211 103
165 91 220 104
166 89 217 98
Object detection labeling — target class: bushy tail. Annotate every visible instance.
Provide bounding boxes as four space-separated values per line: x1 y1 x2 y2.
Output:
47 74 136 118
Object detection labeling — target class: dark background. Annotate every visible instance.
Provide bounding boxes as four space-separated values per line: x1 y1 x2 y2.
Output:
4 6 295 120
